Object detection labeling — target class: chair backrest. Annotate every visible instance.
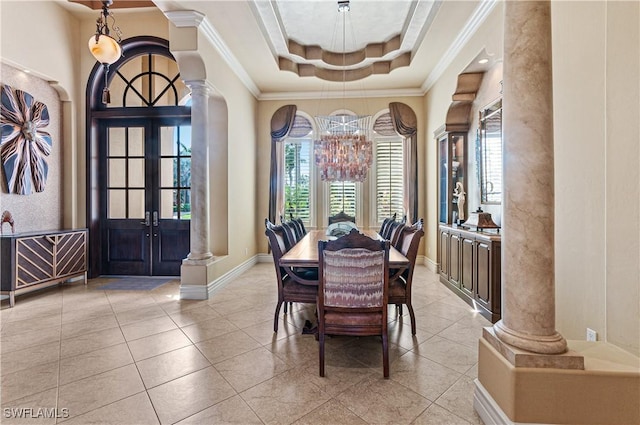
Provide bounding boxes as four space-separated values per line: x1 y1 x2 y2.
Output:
265 219 289 282
328 211 356 225
389 222 406 248
384 220 403 242
395 223 424 281
280 221 299 250
291 215 307 236
378 213 397 239
318 230 389 309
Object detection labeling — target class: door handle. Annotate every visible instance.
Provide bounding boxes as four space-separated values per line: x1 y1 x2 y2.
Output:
141 211 150 226
152 211 158 227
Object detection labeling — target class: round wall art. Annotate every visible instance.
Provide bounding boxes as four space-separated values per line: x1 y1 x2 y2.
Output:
0 84 52 195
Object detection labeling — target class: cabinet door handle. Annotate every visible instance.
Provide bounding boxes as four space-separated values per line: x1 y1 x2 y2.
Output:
152 211 158 227
141 211 150 226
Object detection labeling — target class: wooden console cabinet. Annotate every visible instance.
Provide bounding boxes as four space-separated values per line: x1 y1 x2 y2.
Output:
1 229 87 307
438 224 501 322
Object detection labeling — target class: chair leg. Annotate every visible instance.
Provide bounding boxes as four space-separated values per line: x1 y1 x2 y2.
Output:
283 301 288 314
398 304 403 315
382 331 389 379
274 300 283 332
407 303 416 335
319 332 325 377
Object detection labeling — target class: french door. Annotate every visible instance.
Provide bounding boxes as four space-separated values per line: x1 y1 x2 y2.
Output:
100 118 191 276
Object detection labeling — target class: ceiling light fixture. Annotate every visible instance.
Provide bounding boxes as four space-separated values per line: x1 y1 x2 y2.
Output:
314 0 372 182
88 0 123 104
478 58 489 64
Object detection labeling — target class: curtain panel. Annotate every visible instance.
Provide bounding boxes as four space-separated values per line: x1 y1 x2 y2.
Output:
389 102 418 224
269 105 297 224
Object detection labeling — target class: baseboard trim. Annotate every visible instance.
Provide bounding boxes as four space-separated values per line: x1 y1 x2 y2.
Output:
207 255 259 298
422 256 438 272
474 379 538 425
180 284 209 300
257 253 272 263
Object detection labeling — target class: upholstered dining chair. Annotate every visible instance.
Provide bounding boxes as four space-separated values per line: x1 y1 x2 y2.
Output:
378 213 397 239
265 219 317 332
317 229 390 378
328 211 356 225
389 219 424 335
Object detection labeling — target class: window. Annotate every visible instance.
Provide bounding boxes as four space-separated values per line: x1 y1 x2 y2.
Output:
374 136 404 223
282 114 314 224
328 181 357 217
283 138 312 222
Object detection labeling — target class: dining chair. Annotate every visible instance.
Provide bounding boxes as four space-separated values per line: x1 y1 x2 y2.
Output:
389 219 424 335
317 229 390 378
378 212 397 239
328 211 356 225
280 220 300 251
290 214 307 238
265 219 317 332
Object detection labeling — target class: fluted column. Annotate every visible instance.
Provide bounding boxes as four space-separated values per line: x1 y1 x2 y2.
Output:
184 80 213 261
492 0 567 354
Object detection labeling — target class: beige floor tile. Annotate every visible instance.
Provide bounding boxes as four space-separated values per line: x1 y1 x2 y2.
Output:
59 342 133 385
195 329 262 364
301 353 374 398
435 375 484 425
0 313 61 337
293 399 368 425
127 328 192 361
413 403 473 425
414 335 478 373
180 317 240 343
61 314 119 340
387 319 434 351
214 346 292 392
136 345 211 389
2 303 62 324
60 304 115 324
174 395 262 425
0 388 59 425
338 336 408 373
168 304 221 327
115 304 168 326
436 322 484 349
265 333 318 366
156 298 211 315
57 364 145 419
336 374 431 424
147 366 236 425
390 351 461 402
465 363 478 379
240 368 331 425
225 303 276 329
0 361 59 403
1 327 61 354
120 315 178 341
422 300 477 322
60 327 125 359
208 297 261 316
58 392 158 425
242 317 302 345
1 341 61 376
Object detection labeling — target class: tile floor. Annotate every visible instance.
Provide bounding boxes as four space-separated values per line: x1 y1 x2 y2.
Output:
1 263 488 425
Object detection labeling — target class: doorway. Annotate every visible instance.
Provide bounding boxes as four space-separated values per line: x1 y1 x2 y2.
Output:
100 118 190 275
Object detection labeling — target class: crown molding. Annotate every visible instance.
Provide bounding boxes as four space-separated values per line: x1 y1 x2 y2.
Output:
164 10 261 98
421 0 498 93
258 87 424 101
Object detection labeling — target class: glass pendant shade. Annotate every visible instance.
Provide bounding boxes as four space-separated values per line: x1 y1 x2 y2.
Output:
88 34 122 65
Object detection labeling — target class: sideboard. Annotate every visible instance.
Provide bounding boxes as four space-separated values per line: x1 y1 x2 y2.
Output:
438 224 501 323
1 229 87 307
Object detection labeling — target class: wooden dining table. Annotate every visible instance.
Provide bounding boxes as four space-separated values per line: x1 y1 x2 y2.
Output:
279 229 409 285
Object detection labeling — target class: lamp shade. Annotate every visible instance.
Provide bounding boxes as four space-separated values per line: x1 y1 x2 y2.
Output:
88 34 122 65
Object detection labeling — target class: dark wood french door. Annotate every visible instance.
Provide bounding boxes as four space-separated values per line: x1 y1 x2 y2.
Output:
100 118 191 276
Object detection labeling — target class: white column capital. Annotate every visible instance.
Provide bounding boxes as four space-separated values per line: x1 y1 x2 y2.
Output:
185 80 215 97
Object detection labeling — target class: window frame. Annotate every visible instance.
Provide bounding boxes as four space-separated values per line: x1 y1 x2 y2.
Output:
370 133 405 227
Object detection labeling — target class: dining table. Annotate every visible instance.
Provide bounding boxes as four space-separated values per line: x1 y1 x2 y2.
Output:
279 229 409 285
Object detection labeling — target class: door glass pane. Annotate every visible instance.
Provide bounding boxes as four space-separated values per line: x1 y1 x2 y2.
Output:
108 189 126 218
128 189 145 218
108 159 126 187
178 126 191 153
160 126 175 156
160 158 174 187
128 127 144 156
128 159 145 188
179 189 191 219
108 128 125 156
179 158 191 186
160 189 174 219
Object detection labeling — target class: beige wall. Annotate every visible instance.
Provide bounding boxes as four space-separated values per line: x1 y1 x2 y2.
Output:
553 1 640 356
256 96 425 254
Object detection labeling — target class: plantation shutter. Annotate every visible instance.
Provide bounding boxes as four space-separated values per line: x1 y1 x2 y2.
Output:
283 115 313 222
329 181 357 217
375 138 404 222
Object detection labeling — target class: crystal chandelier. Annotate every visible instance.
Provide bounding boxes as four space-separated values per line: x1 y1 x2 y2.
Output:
314 115 372 182
314 0 373 182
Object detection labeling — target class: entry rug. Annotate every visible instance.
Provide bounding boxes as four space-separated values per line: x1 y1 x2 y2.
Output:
96 277 174 291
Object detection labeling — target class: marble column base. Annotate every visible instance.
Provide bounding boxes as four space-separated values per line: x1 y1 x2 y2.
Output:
180 257 218 300
476 335 639 424
484 327 583 369
493 319 568 355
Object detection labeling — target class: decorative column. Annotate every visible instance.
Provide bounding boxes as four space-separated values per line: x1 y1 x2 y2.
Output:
492 0 567 355
184 80 213 262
